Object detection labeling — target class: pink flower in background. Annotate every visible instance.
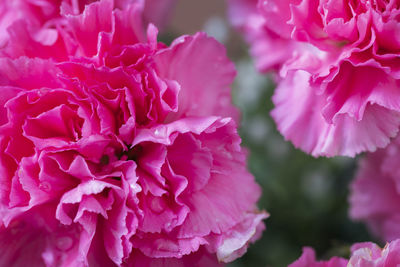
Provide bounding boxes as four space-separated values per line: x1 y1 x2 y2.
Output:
349 135 400 242
227 0 299 72
229 0 400 157
142 0 177 30
290 240 400 267
288 247 347 267
0 0 266 266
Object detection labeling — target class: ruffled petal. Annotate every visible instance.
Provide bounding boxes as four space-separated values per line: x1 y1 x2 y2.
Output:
271 70 400 157
154 33 239 122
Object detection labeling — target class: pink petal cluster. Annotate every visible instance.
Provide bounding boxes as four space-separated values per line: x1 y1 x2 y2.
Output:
290 240 400 267
0 0 176 48
228 0 400 157
349 135 400 242
0 0 266 266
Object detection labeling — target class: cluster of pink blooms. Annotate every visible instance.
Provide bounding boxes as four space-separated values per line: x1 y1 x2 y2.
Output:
290 240 400 267
229 0 400 265
229 0 400 157
0 0 268 266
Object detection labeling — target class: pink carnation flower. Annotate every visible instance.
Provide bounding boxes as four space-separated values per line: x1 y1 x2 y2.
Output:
349 135 400 241
230 0 400 157
288 247 347 267
290 240 400 266
227 0 299 72
0 0 266 266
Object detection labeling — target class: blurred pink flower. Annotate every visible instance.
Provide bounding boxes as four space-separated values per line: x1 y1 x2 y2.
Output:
290 240 400 267
227 0 299 72
229 0 400 157
271 0 400 157
0 0 266 266
288 247 347 267
142 0 176 30
349 135 400 241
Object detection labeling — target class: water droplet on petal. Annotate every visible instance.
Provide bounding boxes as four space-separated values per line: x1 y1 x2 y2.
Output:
150 197 165 213
56 236 74 251
39 181 51 192
130 183 142 193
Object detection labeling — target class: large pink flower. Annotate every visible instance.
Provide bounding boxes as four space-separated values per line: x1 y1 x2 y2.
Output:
349 135 400 242
0 0 265 266
230 0 400 157
290 240 400 267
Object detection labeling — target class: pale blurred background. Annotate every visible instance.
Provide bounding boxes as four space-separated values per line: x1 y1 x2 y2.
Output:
162 1 374 266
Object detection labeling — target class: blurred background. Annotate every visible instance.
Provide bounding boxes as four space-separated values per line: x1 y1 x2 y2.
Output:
162 1 376 266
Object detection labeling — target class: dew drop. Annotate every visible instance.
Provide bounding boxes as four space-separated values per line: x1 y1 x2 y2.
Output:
130 183 142 193
150 197 165 213
39 181 51 192
56 236 74 251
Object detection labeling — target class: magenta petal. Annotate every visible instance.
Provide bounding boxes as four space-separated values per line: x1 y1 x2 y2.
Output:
0 57 61 89
56 180 115 224
272 70 400 157
0 207 84 267
154 33 239 122
215 212 268 262
178 168 261 239
290 240 400 266
126 246 223 267
66 0 114 57
348 240 400 266
0 86 22 126
23 104 79 142
289 247 347 267
133 233 208 258
167 133 213 193
349 136 400 241
228 0 299 72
